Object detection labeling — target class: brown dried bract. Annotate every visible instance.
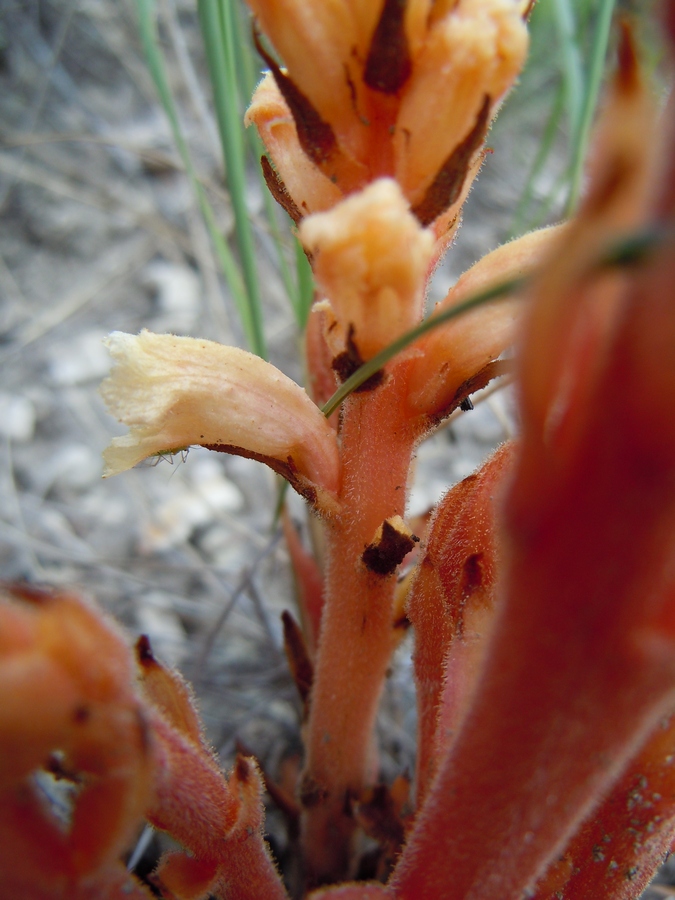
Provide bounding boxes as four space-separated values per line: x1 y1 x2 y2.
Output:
254 27 337 167
363 0 412 95
331 325 385 391
362 517 419 576
261 155 303 224
282 609 314 711
412 95 491 227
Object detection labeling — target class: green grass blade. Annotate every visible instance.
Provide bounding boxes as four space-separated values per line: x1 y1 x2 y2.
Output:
231 0 258 104
235 9 299 315
509 80 565 238
232 2 313 326
198 0 267 359
135 0 251 340
321 275 526 418
565 0 616 215
553 0 585 149
520 163 573 234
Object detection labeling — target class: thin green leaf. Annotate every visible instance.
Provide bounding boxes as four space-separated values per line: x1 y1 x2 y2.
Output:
509 80 566 238
565 0 617 215
321 275 526 418
553 0 585 146
198 0 267 359
272 478 290 528
134 0 252 345
237 3 314 326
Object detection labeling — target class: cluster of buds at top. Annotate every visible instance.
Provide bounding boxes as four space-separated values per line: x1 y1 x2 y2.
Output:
246 0 529 233
246 0 531 369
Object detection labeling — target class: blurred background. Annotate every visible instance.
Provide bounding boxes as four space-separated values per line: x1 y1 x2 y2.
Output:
0 0 672 892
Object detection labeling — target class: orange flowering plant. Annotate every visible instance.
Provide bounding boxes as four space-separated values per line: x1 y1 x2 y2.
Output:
3 1 675 899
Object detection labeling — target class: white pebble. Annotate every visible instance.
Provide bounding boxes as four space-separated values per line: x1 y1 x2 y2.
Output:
0 393 35 442
143 260 200 333
49 330 111 386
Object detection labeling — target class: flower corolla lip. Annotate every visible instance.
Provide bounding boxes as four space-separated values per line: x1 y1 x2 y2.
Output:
100 331 340 505
299 179 434 362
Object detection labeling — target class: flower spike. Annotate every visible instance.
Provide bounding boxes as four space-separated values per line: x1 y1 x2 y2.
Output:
247 0 528 224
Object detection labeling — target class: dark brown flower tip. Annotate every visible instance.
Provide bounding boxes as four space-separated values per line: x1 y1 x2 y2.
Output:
282 609 314 710
616 19 639 95
460 552 485 600
364 0 412 95
331 324 385 391
351 783 406 851
234 753 255 785
261 155 303 224
412 95 491 227
299 772 329 808
362 518 418 577
201 442 321 508
5 582 56 605
253 26 337 167
428 358 512 427
45 751 82 783
135 633 155 665
523 0 537 20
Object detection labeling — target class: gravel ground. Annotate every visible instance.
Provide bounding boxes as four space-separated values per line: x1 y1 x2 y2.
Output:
0 1 672 895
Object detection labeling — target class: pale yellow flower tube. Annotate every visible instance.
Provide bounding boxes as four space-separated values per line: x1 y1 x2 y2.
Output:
101 331 340 506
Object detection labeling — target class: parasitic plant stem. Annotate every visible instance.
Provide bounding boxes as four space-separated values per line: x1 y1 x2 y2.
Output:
301 366 418 886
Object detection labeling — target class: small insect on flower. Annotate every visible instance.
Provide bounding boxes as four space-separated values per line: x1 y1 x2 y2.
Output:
145 447 191 468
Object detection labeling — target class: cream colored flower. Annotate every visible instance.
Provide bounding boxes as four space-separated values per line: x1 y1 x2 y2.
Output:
101 331 340 507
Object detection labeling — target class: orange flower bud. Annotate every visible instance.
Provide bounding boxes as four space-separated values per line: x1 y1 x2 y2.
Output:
299 180 433 361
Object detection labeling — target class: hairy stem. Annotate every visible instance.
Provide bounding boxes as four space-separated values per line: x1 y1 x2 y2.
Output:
300 366 417 886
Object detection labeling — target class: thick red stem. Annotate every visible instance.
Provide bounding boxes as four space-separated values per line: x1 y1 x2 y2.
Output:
300 366 417 886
